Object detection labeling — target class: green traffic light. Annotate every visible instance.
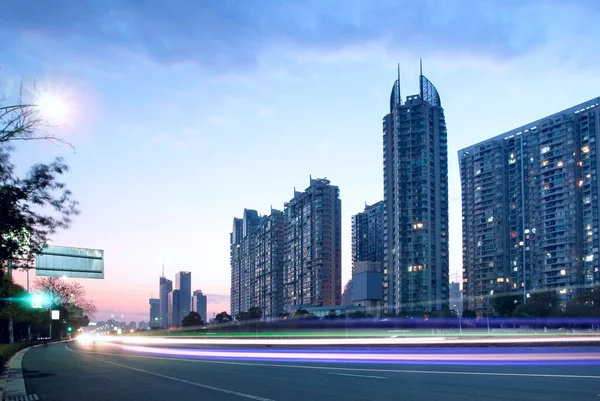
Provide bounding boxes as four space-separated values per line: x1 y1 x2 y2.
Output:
67 326 72 332
30 293 50 309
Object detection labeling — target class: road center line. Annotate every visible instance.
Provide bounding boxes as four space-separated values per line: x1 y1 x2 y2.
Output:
65 345 274 401
327 372 388 379
66 344 600 380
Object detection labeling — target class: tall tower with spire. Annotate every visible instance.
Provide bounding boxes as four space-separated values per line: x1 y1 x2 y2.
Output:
382 62 449 315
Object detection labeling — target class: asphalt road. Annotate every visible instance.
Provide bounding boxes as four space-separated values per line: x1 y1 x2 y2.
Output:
20 341 600 401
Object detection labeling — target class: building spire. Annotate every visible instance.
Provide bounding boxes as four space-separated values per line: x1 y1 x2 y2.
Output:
420 58 423 76
397 63 401 104
161 263 164 278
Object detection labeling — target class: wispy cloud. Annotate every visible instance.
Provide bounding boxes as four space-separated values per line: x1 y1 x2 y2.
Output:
4 0 598 74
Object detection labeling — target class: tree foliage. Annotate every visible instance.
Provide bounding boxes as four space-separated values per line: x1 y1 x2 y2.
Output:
0 145 79 270
181 311 203 327
462 309 477 319
215 311 232 324
236 306 262 321
33 276 96 317
491 293 522 317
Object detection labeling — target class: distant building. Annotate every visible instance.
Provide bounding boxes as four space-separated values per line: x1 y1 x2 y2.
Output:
169 289 180 327
383 68 449 315
192 290 208 322
352 201 385 273
138 321 149 330
175 272 192 321
449 283 462 316
230 208 285 321
459 97 600 312
283 177 342 313
159 276 172 328
149 298 160 328
342 280 353 305
128 321 137 331
352 261 383 317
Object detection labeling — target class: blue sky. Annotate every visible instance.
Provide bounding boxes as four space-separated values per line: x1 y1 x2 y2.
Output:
2 0 600 320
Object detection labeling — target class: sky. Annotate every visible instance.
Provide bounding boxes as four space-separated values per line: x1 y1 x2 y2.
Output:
2 0 600 322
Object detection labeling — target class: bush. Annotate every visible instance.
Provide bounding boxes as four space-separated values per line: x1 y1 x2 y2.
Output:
0 343 27 372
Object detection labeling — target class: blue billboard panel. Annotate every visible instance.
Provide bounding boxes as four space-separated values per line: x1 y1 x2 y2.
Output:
36 246 104 279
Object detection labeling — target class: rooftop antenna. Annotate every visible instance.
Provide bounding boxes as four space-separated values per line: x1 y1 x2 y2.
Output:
420 58 423 76
397 63 401 103
161 263 164 278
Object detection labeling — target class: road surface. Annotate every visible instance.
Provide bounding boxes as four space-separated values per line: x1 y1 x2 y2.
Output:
18 341 600 401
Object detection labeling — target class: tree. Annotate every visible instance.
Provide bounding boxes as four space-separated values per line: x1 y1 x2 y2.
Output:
462 310 477 319
0 145 79 272
215 311 232 324
33 277 97 317
513 289 561 318
491 293 522 317
236 306 262 322
1 84 72 146
181 311 203 327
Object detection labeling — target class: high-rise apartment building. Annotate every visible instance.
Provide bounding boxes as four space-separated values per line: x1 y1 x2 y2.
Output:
342 279 353 305
230 217 244 317
159 276 172 328
253 210 285 319
175 271 192 320
352 201 385 272
283 177 342 313
382 67 450 315
149 298 160 328
229 209 285 321
192 290 208 322
459 98 600 313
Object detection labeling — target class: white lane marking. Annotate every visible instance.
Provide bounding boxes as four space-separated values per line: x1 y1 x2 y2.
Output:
66 344 600 380
328 373 388 380
65 345 274 401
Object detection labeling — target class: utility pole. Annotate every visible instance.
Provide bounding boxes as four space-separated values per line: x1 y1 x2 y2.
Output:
7 260 14 344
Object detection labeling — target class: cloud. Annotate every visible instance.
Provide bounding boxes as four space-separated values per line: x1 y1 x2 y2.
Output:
206 293 230 305
3 0 598 73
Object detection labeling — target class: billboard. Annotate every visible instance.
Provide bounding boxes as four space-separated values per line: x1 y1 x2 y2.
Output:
36 245 104 279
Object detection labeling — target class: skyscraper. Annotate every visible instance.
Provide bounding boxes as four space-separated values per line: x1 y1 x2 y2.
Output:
169 289 180 327
342 279 353 305
192 290 207 323
159 276 172 328
283 177 342 313
459 97 600 313
175 271 192 321
149 298 160 328
230 217 244 317
229 209 285 321
383 65 449 315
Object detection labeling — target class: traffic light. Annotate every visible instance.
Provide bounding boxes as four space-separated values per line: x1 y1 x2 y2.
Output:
30 293 50 309
67 326 73 332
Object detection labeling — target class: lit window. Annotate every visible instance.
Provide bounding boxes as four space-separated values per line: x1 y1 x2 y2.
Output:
542 160 549 166
487 216 494 222
497 277 504 282
413 222 424 229
559 289 567 294
560 269 566 276
511 232 517 238
408 266 413 272
582 146 590 153
541 146 551 154
543 184 550 190
585 254 594 262
579 180 584 187
557 161 563 167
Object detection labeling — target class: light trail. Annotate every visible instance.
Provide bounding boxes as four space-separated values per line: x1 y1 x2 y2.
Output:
79 334 600 347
